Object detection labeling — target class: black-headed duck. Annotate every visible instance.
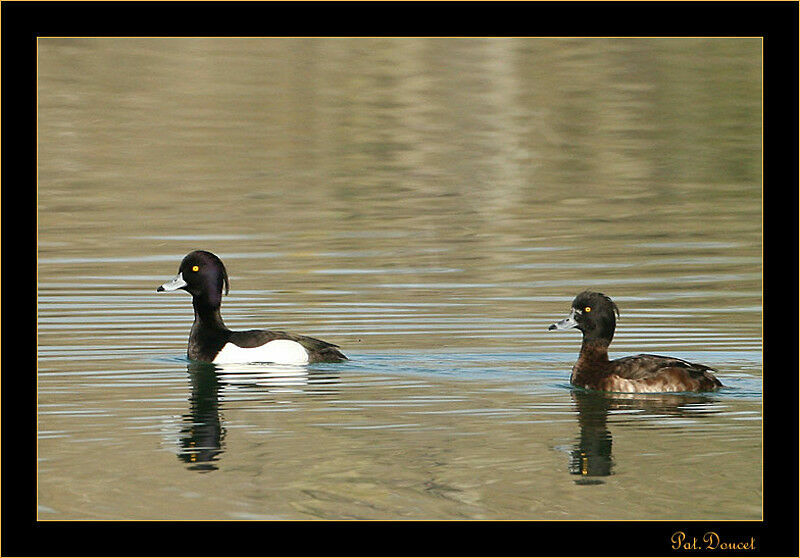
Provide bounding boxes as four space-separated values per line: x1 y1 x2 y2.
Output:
157 250 347 364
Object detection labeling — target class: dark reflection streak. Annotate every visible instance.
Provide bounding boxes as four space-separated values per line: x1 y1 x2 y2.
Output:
177 362 342 472
178 362 225 472
569 390 613 483
568 389 718 485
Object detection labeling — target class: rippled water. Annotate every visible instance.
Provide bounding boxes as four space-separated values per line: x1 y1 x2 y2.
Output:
37 38 761 520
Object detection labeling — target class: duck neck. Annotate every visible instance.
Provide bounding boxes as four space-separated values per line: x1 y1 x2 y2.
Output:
191 294 228 332
577 338 611 365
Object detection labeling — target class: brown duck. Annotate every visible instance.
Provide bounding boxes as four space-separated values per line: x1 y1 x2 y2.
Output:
548 291 722 393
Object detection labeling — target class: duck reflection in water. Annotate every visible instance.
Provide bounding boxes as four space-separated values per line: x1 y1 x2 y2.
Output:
569 390 613 483
176 361 341 472
178 363 225 471
568 389 719 485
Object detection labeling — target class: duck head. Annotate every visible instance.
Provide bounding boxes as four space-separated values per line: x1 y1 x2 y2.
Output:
157 250 230 303
548 291 620 343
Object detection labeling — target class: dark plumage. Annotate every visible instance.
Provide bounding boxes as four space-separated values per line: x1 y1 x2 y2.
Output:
548 291 722 393
157 250 347 364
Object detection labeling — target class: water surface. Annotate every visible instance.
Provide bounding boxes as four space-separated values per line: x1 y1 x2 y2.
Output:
37 38 761 520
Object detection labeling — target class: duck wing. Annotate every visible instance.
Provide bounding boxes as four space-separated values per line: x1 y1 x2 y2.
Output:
611 354 721 388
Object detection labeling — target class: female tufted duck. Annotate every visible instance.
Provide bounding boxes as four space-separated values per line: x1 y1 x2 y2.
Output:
157 250 347 365
548 291 722 393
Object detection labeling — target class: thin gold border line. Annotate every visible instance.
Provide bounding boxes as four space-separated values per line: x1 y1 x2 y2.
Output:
35 36 765 523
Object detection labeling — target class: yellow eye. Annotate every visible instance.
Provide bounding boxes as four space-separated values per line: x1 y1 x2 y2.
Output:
192 265 199 272
584 306 592 313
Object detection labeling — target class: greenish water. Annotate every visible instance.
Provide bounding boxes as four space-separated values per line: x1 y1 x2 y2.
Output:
37 38 761 520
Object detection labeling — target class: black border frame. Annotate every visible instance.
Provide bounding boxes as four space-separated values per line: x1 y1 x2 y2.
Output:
4 1 797 556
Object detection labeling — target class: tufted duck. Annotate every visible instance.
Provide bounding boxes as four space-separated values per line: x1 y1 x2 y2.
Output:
548 291 722 393
157 251 347 365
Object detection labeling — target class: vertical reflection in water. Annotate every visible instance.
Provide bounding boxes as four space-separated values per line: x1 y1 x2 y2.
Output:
178 363 225 472
176 362 342 472
568 389 720 485
569 390 614 484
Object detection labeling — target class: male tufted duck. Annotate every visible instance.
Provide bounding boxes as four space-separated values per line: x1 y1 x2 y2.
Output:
157 250 347 365
548 291 722 393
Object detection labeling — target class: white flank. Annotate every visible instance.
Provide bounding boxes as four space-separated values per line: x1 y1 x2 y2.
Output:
213 339 310 365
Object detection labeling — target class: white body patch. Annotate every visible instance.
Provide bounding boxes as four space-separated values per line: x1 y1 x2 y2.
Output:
213 339 310 365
